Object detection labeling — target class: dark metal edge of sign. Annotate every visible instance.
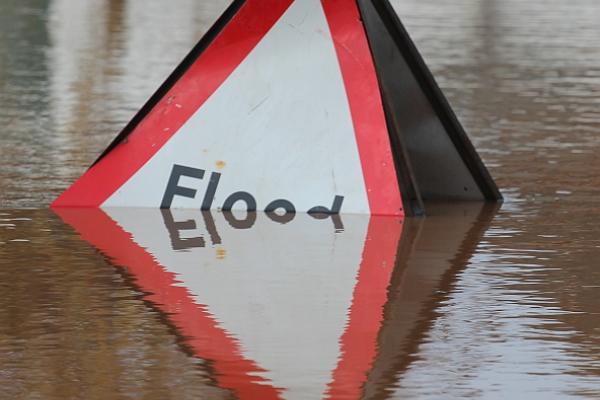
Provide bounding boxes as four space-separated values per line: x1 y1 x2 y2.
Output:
92 0 247 167
357 0 502 206
356 0 426 216
380 87 425 217
363 0 503 203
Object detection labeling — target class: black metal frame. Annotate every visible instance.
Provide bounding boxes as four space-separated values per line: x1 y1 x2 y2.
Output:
358 0 502 214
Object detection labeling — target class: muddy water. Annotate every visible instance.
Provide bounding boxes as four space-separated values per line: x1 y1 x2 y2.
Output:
1 0 599 399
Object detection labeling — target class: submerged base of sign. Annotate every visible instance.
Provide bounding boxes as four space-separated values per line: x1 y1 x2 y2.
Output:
51 0 501 216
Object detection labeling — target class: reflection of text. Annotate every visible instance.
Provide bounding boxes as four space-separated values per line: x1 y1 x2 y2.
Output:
161 209 344 251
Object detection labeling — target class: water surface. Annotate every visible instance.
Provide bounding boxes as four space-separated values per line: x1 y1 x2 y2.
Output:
1 0 600 399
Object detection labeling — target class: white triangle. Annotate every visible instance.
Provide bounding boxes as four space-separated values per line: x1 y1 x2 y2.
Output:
103 0 370 214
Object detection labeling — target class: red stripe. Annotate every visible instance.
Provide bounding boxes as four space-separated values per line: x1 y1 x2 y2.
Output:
52 0 293 208
321 0 403 216
325 216 402 399
55 208 283 400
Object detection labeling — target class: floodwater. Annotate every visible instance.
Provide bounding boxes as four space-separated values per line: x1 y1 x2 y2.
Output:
1 0 600 399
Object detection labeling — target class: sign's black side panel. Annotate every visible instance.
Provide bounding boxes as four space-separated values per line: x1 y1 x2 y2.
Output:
381 90 425 216
357 0 502 202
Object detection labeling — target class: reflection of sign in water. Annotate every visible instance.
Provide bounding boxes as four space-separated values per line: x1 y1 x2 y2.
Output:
56 208 403 399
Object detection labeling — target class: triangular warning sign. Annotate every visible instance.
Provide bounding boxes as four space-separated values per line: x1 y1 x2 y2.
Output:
51 0 501 216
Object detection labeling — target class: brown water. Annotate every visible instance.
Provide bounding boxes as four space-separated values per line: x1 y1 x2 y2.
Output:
1 0 600 399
